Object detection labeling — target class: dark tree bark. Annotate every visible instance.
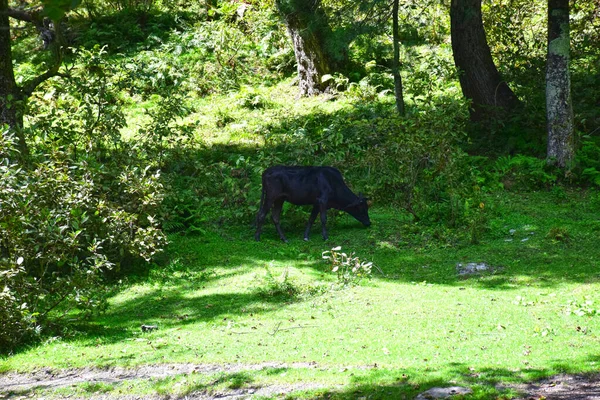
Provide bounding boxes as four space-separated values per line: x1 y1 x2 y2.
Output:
392 0 405 116
275 0 338 96
0 0 26 153
546 0 574 168
450 0 519 121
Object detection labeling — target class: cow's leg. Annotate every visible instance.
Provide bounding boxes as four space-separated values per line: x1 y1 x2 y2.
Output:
271 199 288 242
319 202 328 241
254 197 273 241
304 205 319 241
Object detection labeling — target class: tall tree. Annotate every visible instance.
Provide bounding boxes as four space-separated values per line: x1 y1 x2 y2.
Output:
0 1 67 157
450 0 519 121
392 0 405 116
0 0 21 137
275 0 339 96
546 0 574 168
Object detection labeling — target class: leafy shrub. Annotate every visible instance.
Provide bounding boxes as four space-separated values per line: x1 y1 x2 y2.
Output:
28 46 127 153
159 95 477 232
135 90 194 168
268 99 475 225
255 267 299 299
0 129 166 353
577 138 600 186
343 63 395 101
546 227 571 243
113 4 286 99
159 152 260 233
402 45 458 107
1 46 171 352
492 155 558 190
322 246 373 286
0 202 40 351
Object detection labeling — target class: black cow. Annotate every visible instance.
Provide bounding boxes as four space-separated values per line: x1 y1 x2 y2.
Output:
254 166 371 242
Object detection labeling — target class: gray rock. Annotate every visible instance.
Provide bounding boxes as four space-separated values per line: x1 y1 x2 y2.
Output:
456 262 490 275
416 386 472 399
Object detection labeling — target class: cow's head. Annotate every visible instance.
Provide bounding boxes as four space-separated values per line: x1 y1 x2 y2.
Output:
346 196 371 227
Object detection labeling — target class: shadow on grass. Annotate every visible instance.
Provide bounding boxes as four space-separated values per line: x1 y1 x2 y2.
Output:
109 289 295 327
163 218 600 290
74 287 301 346
283 358 600 399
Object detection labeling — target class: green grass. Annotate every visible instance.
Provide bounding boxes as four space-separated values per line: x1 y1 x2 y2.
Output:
1 190 599 399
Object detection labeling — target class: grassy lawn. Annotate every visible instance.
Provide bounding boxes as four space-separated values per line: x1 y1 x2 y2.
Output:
2 190 599 399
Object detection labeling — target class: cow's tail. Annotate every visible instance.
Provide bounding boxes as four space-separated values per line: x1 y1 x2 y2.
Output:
255 177 267 226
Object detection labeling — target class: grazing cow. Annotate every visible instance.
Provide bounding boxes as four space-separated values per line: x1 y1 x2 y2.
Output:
254 166 371 242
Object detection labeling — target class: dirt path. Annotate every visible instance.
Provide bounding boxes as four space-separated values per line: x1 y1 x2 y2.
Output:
1 363 600 399
0 362 331 399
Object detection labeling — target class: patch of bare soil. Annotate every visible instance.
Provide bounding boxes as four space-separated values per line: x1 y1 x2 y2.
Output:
0 362 329 399
510 373 600 400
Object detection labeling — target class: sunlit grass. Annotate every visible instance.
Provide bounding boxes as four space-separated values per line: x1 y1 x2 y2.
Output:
2 190 599 398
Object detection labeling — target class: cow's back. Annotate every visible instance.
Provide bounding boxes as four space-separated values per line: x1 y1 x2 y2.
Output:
261 166 342 205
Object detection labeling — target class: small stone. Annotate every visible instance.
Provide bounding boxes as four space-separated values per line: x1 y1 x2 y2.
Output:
141 324 158 332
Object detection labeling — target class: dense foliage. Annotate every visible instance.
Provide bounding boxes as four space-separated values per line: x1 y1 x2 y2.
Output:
0 130 166 350
0 47 168 351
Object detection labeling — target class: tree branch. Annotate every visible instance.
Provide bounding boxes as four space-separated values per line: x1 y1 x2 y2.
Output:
19 15 67 98
5 7 42 23
6 7 55 49
21 70 68 98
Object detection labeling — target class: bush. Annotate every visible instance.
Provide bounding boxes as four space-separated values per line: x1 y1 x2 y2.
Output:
577 138 600 186
492 155 559 190
322 246 373 287
1 124 166 352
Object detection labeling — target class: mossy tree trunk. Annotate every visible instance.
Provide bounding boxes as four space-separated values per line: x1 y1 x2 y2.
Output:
546 0 574 168
450 0 519 121
275 0 338 96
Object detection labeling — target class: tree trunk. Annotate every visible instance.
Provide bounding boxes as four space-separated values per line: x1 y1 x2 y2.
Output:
0 0 22 128
1 0 27 156
450 0 519 121
392 0 405 116
546 0 574 168
275 0 335 96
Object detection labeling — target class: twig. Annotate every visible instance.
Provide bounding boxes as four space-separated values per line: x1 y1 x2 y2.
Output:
269 323 317 336
269 322 282 336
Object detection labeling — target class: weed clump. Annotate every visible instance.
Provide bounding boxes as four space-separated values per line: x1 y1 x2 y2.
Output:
546 227 571 243
322 246 373 287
